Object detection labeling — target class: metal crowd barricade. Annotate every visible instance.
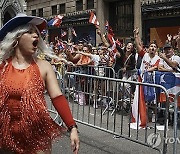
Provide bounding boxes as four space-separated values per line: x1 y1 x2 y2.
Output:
64 71 172 154
116 68 137 79
52 63 67 94
64 65 116 78
173 91 180 154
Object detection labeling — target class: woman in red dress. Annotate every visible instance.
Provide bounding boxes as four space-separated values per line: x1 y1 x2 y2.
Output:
0 14 79 154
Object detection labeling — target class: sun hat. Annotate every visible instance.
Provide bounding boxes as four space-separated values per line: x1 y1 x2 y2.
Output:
0 13 47 41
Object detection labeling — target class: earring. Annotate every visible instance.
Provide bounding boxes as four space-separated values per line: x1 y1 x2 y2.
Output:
12 41 18 48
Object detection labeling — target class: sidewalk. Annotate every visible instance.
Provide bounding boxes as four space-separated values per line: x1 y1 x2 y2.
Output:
52 123 161 154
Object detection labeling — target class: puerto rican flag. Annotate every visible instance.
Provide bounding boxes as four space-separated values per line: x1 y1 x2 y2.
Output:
155 71 180 104
61 29 67 38
131 70 147 129
48 15 63 27
107 26 115 46
131 71 180 129
58 41 66 50
89 12 99 27
107 27 118 56
116 39 121 47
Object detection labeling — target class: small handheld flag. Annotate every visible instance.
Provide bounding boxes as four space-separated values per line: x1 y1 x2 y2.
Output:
89 12 100 27
48 15 63 27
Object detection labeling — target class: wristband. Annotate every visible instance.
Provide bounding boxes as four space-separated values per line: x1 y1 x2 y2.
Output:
68 124 78 132
52 95 76 129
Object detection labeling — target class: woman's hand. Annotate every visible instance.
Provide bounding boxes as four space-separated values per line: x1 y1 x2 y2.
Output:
70 128 80 154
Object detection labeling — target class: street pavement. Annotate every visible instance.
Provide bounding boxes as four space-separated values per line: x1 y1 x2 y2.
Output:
52 123 161 154
45 94 179 154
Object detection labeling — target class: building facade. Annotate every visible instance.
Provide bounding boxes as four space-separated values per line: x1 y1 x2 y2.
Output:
0 0 179 47
141 0 180 47
25 0 142 45
0 0 26 27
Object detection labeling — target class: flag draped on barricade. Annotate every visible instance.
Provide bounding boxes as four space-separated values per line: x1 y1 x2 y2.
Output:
143 72 156 102
155 71 180 104
131 70 180 129
131 70 147 129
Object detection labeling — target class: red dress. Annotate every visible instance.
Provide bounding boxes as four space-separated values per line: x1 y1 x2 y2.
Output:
0 58 63 153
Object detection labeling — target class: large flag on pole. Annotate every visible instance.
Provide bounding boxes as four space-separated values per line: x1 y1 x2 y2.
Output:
89 12 100 27
48 15 63 27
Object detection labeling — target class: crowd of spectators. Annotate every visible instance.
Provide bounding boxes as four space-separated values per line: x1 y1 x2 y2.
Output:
39 27 180 123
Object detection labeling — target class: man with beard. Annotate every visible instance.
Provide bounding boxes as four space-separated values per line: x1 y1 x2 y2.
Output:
134 28 160 74
132 28 161 126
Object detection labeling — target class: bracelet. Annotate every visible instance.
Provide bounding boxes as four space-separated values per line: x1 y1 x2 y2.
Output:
68 124 78 132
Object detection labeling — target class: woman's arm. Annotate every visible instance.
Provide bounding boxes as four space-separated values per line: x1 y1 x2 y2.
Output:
65 49 81 63
39 60 80 153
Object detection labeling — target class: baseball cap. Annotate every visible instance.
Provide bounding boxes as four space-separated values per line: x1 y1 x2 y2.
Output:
163 43 172 50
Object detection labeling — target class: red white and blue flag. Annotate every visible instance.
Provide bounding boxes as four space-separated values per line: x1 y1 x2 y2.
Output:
131 71 180 129
107 26 118 56
116 39 121 47
57 41 66 50
131 70 147 129
60 29 67 38
48 15 63 27
155 71 180 103
89 12 100 27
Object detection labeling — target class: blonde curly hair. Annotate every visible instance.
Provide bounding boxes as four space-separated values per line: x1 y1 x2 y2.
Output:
0 24 59 64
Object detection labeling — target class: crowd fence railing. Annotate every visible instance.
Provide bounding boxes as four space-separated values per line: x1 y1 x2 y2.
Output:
49 63 180 154
173 91 180 154
64 71 171 154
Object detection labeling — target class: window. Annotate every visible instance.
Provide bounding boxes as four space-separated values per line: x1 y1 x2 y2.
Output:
109 0 134 37
52 5 57 15
59 3 65 14
76 0 83 11
38 8 43 17
87 0 94 9
32 10 36 16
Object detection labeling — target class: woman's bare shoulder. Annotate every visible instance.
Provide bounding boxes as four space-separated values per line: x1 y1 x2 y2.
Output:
36 59 52 71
